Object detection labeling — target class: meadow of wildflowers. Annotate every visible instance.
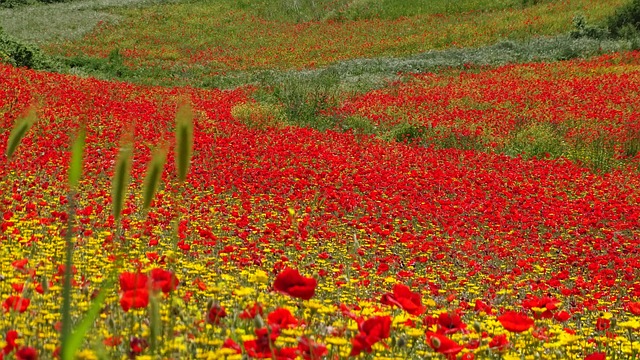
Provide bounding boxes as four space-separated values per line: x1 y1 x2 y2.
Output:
2 47 640 359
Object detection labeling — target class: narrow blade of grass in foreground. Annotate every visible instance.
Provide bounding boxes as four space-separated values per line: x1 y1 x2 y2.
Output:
5 106 36 159
60 129 84 359
111 134 133 221
175 102 193 183
142 144 167 210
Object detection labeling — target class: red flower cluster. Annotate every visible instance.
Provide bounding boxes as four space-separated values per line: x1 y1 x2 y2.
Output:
119 269 179 311
350 316 391 356
497 311 535 333
273 268 317 300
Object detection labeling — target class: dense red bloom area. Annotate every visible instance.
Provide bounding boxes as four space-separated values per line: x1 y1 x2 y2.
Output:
273 268 317 300
2 52 640 358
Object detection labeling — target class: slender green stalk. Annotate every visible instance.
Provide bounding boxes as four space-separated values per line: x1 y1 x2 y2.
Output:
142 145 167 210
175 102 194 183
60 129 86 359
5 106 36 159
112 136 133 221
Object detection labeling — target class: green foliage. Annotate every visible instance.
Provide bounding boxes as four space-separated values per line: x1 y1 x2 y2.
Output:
142 145 167 210
0 26 60 69
503 121 567 159
570 136 619 173
239 0 523 23
231 102 288 130
67 128 86 190
623 131 640 158
608 0 640 38
255 68 342 130
382 123 428 144
338 115 377 135
1 0 71 8
5 106 36 159
111 137 133 221
570 14 609 39
175 102 194 183
63 49 133 78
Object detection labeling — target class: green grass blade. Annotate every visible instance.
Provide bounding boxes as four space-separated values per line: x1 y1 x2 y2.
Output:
68 129 86 190
111 138 133 221
5 107 37 159
175 102 194 182
142 145 167 210
61 277 115 360
148 292 161 355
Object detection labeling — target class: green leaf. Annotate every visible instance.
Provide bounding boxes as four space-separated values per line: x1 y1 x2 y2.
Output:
61 277 115 360
68 129 86 190
5 107 36 159
142 145 167 210
175 102 194 182
112 138 133 221
148 292 161 355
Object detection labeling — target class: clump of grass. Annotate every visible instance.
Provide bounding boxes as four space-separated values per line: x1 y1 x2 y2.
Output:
338 114 377 135
255 68 342 130
502 120 568 159
381 122 428 144
570 135 619 173
231 102 288 130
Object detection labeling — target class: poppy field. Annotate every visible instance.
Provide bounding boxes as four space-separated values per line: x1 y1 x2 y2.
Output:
2 0 640 358
2 45 640 359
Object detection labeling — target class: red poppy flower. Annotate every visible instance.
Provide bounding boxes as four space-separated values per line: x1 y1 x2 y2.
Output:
350 316 391 356
240 302 264 320
437 312 467 334
522 296 558 319
497 311 534 333
3 296 30 313
222 338 241 354
585 352 606 360
297 337 328 360
207 303 227 325
554 310 571 322
149 268 179 293
474 299 494 314
11 259 28 270
488 333 509 351
380 283 425 315
627 302 640 316
129 337 148 356
595 317 610 331
119 272 148 292
15 347 37 360
120 289 149 312
426 332 463 356
268 307 299 328
244 327 286 359
273 268 317 300
3 330 18 354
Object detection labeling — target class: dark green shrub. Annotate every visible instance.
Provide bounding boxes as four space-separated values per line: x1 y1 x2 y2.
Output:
0 26 59 70
570 14 609 39
608 0 640 38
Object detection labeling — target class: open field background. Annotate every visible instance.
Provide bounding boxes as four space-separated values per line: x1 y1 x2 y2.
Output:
2 0 640 359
